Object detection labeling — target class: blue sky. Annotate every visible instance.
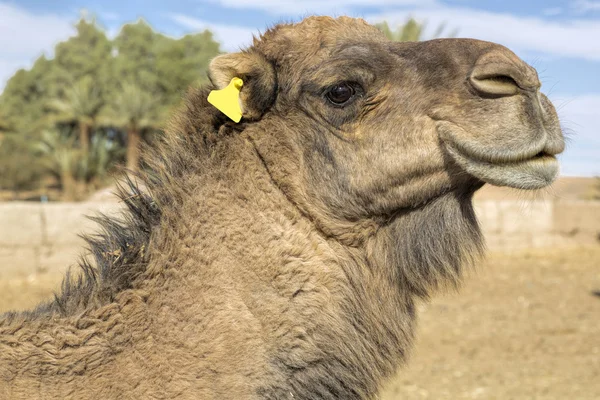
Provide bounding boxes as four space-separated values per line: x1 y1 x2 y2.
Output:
0 0 599 176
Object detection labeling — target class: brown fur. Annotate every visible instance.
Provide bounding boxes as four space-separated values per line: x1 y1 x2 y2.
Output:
0 17 563 399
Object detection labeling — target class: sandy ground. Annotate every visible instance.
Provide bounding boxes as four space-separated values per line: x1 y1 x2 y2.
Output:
381 246 600 400
1 246 599 399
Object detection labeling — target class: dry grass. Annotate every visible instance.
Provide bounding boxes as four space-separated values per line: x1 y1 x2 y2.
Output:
1 246 599 399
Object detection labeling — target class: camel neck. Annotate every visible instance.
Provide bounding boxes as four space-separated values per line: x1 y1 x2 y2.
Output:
131 139 415 398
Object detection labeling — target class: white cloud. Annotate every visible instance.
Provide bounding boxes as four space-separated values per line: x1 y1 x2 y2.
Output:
572 0 600 13
0 3 74 91
205 0 437 15
550 94 600 176
365 7 600 62
169 14 258 51
0 3 74 57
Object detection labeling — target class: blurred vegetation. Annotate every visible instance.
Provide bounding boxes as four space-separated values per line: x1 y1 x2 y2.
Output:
0 16 444 201
0 16 220 200
0 134 45 195
375 18 458 42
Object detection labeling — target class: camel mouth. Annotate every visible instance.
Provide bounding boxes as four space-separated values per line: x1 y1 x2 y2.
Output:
444 141 559 190
433 119 560 190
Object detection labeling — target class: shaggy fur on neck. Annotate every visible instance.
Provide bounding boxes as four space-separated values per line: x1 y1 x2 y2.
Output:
368 191 484 299
1 87 228 322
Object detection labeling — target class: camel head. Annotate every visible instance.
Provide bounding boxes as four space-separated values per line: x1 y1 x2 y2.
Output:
208 16 564 229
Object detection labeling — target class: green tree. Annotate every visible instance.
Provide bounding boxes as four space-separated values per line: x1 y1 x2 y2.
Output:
112 19 161 93
0 108 10 146
102 83 163 171
375 18 458 42
0 99 43 196
108 20 220 171
0 109 10 133
113 20 220 107
47 75 105 154
36 128 124 200
1 56 58 134
155 31 221 106
1 18 112 136
54 17 113 90
37 129 82 200
0 15 221 198
0 134 44 195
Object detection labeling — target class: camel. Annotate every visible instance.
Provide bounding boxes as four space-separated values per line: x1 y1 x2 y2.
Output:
0 16 564 399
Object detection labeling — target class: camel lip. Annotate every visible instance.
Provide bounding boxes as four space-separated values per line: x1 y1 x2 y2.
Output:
483 151 557 167
431 118 560 189
432 118 561 165
443 140 559 190
444 138 558 168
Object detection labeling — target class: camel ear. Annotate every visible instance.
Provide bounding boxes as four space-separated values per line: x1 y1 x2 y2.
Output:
208 51 277 120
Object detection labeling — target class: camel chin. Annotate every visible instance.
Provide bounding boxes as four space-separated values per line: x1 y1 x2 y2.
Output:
446 142 559 189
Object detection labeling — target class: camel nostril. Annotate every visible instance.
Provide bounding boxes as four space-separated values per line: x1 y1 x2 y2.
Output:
469 48 541 98
469 72 519 97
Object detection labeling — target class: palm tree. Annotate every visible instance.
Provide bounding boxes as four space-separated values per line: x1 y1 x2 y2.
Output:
36 129 82 200
48 75 104 155
36 128 124 200
375 18 458 42
102 83 163 171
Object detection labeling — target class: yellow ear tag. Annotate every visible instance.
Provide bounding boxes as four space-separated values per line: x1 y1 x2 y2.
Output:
208 77 244 123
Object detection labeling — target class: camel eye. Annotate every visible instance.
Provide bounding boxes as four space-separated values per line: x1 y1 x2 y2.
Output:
326 83 355 105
